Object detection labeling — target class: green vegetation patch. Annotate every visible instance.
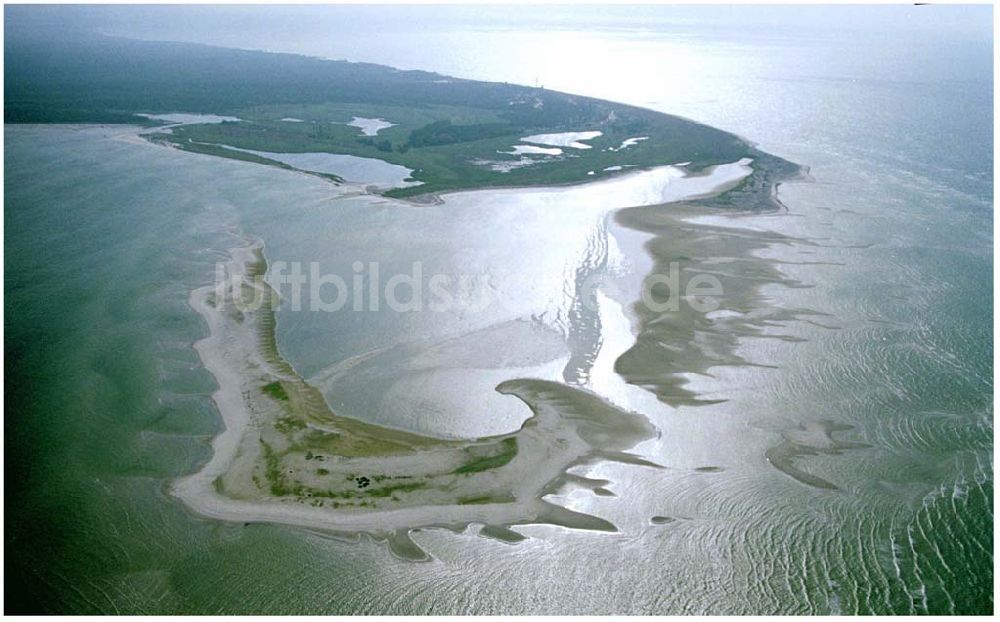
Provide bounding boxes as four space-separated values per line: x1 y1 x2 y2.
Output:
407 119 512 147
454 437 518 474
260 439 291 497
367 481 427 498
274 416 307 434
261 381 289 402
457 493 515 505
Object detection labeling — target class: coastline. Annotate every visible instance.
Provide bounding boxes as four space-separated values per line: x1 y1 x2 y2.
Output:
24 123 803 212
6 6 993 611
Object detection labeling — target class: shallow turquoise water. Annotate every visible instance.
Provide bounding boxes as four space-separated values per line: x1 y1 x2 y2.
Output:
5 6 993 614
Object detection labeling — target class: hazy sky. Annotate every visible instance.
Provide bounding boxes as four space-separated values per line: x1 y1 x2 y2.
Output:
8 4 993 53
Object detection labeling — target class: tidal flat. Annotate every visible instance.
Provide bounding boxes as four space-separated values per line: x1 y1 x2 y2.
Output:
171 146 789 560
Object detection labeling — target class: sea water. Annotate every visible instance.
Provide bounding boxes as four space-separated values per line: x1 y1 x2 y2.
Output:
5 6 992 614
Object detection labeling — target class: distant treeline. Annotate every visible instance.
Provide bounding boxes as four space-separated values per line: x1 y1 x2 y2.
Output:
406 120 512 148
5 27 612 130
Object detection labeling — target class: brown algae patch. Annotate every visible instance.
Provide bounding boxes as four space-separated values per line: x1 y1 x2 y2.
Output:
174 236 661 559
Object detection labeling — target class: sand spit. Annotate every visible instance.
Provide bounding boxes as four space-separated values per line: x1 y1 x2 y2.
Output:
173 234 662 560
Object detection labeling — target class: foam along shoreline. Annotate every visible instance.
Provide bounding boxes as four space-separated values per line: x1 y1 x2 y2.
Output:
173 158 756 559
